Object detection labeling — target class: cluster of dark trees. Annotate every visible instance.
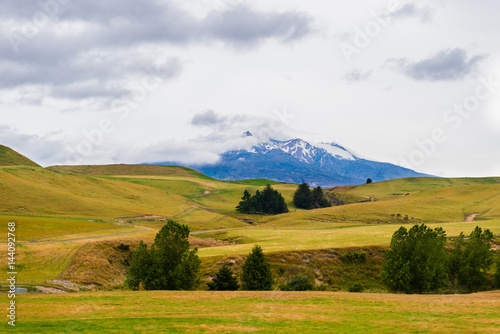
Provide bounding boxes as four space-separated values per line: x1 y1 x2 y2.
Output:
382 224 498 294
236 184 288 214
236 182 334 215
293 182 331 209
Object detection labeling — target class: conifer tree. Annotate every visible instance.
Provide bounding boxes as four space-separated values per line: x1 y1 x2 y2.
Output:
236 190 252 213
207 263 239 291
293 182 314 209
241 245 273 290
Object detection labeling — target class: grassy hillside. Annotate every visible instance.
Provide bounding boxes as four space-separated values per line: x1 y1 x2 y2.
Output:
0 215 133 242
344 177 500 200
266 178 500 227
55 240 386 291
105 175 296 213
1 165 499 290
5 219 497 285
0 166 191 218
47 164 211 179
1 164 499 333
0 145 40 167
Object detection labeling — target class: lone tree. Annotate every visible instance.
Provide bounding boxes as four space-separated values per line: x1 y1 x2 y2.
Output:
207 263 239 291
241 245 273 290
382 224 447 294
126 220 201 290
293 183 331 209
366 178 373 184
457 226 494 292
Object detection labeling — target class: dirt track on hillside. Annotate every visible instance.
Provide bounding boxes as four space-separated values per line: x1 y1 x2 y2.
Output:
465 213 479 222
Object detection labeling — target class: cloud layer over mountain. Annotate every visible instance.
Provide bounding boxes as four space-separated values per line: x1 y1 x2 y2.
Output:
1 0 500 177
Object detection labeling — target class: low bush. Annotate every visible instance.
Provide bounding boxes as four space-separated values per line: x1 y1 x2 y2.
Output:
348 283 364 292
340 251 367 262
280 275 314 291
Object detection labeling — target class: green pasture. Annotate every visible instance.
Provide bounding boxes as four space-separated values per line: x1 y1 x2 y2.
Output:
11 290 500 333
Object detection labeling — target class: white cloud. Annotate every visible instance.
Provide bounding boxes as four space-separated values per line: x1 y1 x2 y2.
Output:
0 1 499 177
0 1 312 106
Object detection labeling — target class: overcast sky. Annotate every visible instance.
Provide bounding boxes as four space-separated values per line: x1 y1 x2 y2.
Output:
1 0 499 177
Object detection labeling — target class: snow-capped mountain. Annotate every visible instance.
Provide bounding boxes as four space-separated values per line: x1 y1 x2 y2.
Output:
249 139 356 163
156 133 431 187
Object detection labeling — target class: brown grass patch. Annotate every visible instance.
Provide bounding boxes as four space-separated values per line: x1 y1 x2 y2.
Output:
58 241 139 287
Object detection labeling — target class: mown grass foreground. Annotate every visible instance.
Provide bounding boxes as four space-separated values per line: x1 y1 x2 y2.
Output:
12 290 500 333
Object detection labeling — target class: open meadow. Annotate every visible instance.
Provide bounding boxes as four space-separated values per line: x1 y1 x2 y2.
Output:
11 290 500 333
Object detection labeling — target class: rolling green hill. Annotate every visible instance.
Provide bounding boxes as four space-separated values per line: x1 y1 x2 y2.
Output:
0 166 192 219
0 145 40 167
1 163 499 292
343 177 500 201
0 165 293 232
47 164 212 179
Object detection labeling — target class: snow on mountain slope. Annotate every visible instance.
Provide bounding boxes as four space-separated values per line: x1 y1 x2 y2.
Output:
154 134 432 187
315 142 355 161
247 139 355 164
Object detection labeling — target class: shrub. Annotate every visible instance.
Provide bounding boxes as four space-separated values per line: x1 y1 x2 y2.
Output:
280 275 314 291
348 283 364 292
340 251 367 262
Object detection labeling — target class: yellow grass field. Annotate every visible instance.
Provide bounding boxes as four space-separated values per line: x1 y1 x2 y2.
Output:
11 290 500 333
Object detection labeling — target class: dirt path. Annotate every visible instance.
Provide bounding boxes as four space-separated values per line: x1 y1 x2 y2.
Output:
191 227 253 235
36 286 68 294
465 213 479 222
115 215 162 223
16 229 148 244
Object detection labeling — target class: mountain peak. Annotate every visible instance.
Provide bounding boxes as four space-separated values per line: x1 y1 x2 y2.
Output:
154 136 430 187
242 131 253 137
